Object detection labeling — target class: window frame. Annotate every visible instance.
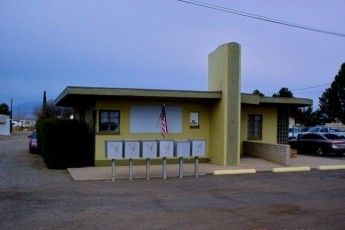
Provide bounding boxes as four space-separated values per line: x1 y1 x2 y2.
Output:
98 110 120 134
247 114 263 140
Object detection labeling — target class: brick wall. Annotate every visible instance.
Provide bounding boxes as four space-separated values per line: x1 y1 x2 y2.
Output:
243 141 290 166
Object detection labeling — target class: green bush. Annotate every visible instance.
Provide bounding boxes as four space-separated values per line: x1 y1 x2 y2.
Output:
36 119 94 169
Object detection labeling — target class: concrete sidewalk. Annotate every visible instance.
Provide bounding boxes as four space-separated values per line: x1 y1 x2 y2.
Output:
67 155 345 181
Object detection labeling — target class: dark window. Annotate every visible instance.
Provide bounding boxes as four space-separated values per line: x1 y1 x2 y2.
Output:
324 133 342 140
99 110 120 132
301 134 322 140
248 114 262 140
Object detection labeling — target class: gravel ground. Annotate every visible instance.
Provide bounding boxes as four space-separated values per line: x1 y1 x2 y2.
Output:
1 131 345 230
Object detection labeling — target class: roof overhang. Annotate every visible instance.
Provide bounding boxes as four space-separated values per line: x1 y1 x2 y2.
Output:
241 93 313 108
54 86 222 107
55 86 313 109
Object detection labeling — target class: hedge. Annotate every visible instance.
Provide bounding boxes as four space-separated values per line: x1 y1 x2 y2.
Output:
36 118 94 169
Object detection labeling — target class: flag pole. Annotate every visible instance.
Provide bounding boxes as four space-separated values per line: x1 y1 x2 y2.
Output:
159 104 168 138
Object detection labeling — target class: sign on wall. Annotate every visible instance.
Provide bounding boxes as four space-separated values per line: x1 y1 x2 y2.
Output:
130 106 182 133
189 112 199 127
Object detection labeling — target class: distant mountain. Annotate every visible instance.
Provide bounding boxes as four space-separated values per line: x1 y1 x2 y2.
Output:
12 101 41 119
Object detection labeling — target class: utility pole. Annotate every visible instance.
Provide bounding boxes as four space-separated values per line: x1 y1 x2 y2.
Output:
43 91 47 118
10 98 13 133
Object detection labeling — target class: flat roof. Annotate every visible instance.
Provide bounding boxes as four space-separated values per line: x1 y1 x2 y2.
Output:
54 86 313 108
241 93 313 107
54 86 222 107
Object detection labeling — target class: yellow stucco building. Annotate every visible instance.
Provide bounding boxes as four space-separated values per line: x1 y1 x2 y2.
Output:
55 42 312 166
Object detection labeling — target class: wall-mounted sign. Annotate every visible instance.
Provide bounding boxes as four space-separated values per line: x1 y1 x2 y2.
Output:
130 106 182 133
190 112 199 128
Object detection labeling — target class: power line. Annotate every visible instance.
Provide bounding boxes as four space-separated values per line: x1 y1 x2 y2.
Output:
294 91 325 95
290 84 330 92
177 0 345 37
262 83 329 96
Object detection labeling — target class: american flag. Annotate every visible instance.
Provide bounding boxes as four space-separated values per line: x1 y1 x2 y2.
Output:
160 105 168 138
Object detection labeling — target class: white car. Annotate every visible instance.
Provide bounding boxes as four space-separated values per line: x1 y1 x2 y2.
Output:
299 126 345 139
288 127 301 140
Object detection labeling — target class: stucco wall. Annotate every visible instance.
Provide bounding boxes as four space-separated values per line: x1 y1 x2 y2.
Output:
208 101 225 165
243 141 290 166
92 99 211 165
208 42 241 166
240 105 278 154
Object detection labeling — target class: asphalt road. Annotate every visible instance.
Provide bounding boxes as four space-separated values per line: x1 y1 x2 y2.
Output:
1 131 345 230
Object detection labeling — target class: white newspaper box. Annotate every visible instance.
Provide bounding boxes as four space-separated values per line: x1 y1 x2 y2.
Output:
159 140 174 157
141 140 158 158
124 140 140 159
174 140 191 158
190 139 206 157
105 141 123 159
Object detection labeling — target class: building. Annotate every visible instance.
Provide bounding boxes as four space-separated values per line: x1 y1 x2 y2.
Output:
54 42 312 166
12 119 37 131
0 114 11 136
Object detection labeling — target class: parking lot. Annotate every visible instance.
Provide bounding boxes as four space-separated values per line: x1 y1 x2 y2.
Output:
1 131 345 229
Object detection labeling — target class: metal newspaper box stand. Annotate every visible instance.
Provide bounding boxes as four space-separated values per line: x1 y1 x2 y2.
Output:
159 140 174 179
190 139 206 177
105 141 124 181
141 140 158 180
124 140 140 180
174 140 191 178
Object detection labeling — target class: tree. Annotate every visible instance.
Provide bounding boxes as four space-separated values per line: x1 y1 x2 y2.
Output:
34 91 72 119
318 63 345 123
0 103 10 115
34 100 72 119
272 87 294 98
295 106 319 126
252 89 264 96
42 90 47 118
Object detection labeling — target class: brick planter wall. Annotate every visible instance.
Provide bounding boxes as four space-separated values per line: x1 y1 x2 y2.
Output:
243 141 290 166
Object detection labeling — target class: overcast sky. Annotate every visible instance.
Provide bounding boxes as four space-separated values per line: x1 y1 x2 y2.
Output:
1 0 344 110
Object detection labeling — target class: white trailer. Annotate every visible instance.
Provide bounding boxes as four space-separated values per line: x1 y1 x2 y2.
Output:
0 115 11 136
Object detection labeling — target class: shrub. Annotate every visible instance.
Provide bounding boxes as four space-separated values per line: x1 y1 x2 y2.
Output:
36 119 94 169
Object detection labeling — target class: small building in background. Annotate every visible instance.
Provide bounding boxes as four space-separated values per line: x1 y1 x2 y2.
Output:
12 119 37 131
0 114 11 136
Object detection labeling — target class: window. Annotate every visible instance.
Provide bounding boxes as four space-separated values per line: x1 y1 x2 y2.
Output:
99 110 120 132
248 114 262 140
277 107 289 144
301 134 322 140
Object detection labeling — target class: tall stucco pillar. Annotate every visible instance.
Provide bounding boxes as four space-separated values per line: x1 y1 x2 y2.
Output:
208 42 241 166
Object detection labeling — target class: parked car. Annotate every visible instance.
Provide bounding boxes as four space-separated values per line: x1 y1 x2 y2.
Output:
288 127 302 140
289 133 345 156
297 126 345 139
28 130 38 153
329 128 345 138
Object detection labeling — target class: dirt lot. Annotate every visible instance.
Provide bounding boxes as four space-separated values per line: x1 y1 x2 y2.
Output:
1 131 345 229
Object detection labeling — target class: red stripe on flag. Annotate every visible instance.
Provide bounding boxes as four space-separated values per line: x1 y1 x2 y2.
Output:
160 105 168 138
